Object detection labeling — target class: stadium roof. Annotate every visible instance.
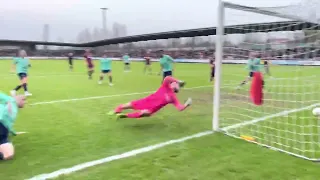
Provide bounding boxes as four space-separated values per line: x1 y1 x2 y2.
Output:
0 39 80 47
0 21 318 48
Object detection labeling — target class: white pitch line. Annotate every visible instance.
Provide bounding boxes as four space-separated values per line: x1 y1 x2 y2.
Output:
26 102 319 180
222 103 320 131
28 131 213 180
2 73 85 79
29 85 212 106
16 132 28 135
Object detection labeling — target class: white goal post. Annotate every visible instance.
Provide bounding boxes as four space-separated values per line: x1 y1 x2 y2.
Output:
214 0 320 161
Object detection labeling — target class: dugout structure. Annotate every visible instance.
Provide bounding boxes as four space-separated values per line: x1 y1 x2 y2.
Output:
214 0 320 161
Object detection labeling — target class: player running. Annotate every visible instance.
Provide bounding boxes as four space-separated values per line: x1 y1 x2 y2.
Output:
159 50 174 80
84 49 94 79
123 53 130 72
68 53 74 71
237 53 263 89
0 93 26 161
209 57 215 82
108 76 192 119
98 53 113 86
144 56 152 74
10 50 32 97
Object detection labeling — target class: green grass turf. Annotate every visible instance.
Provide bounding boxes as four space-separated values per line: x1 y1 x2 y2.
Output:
0 59 319 180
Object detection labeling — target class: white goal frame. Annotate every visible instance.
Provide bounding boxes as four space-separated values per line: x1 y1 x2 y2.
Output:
213 0 320 161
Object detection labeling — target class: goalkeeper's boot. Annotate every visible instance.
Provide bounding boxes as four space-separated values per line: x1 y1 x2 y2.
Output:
107 111 117 116
116 113 127 119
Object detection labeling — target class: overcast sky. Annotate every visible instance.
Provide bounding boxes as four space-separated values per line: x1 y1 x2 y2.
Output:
0 0 304 42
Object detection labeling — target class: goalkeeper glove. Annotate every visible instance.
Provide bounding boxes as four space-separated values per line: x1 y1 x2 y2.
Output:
178 81 186 88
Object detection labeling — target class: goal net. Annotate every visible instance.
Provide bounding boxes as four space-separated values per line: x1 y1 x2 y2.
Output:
214 0 320 161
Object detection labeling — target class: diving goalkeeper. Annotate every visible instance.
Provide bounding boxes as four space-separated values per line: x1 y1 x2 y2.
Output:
108 76 192 119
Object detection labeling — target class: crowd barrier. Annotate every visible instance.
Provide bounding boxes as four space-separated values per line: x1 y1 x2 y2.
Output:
0 57 320 66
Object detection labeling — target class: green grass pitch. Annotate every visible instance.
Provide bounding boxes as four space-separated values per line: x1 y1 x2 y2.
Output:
1 59 320 180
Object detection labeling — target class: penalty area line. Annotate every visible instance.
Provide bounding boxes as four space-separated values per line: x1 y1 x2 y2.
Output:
27 131 213 180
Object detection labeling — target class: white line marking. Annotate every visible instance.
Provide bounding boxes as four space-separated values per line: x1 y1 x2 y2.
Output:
16 132 28 135
222 103 320 131
28 131 213 180
29 85 212 106
26 102 319 179
2 74 85 79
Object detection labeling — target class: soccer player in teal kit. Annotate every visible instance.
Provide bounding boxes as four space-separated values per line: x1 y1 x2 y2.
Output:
10 50 32 97
98 53 113 86
123 53 130 72
159 50 174 81
0 93 26 161
237 53 263 89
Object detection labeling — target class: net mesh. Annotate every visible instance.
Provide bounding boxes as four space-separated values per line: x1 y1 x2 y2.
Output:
218 3 320 161
258 0 320 24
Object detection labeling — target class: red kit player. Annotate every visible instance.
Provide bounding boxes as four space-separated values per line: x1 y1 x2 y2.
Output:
84 49 94 79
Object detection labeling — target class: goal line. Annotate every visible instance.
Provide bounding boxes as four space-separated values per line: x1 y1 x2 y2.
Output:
222 103 320 131
221 103 320 161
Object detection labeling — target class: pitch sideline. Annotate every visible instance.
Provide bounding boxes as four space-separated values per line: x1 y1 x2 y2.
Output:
27 103 318 180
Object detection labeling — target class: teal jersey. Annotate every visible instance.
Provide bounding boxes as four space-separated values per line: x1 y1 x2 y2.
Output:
247 58 262 72
100 58 112 70
159 55 174 72
0 93 18 135
13 57 30 74
123 55 130 63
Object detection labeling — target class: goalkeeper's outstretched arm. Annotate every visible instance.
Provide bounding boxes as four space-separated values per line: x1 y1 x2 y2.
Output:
172 96 192 111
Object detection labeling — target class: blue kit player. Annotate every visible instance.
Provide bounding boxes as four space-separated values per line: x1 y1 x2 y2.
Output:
10 50 32 97
98 52 113 86
159 50 174 81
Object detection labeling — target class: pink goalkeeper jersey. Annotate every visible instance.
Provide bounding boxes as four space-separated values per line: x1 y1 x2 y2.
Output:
134 77 185 112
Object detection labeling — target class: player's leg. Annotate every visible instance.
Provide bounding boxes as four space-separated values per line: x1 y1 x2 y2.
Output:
21 75 32 96
98 71 106 84
87 67 91 79
11 74 22 96
69 61 73 71
147 64 152 74
124 63 129 72
117 109 152 119
108 102 134 115
107 71 113 86
162 71 173 82
265 65 272 77
127 63 131 71
237 72 253 89
0 143 14 160
210 68 215 82
0 123 14 161
11 73 31 96
144 64 147 73
88 66 94 79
